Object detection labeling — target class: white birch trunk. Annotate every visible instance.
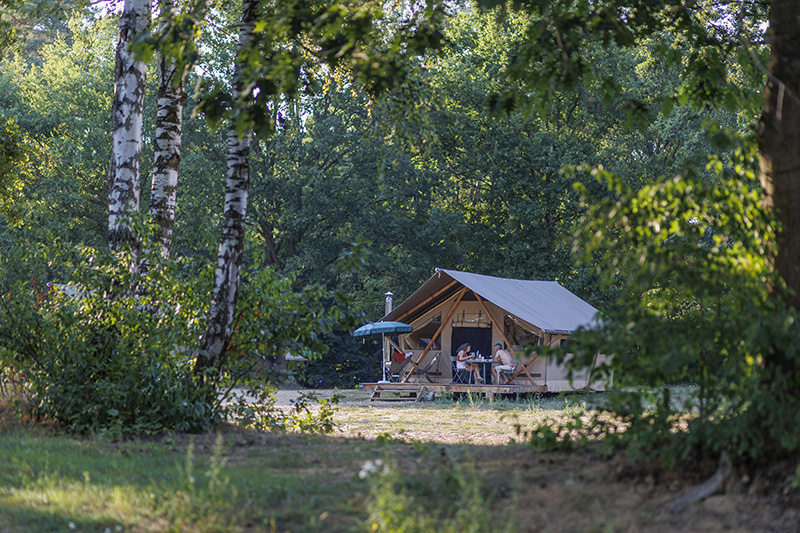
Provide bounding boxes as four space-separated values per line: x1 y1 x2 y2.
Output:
196 0 258 374
108 0 150 254
149 0 188 259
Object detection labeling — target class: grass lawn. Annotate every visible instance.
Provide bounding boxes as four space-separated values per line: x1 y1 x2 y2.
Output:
1 389 797 532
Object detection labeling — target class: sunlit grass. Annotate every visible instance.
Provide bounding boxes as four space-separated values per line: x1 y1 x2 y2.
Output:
0 387 702 531
0 429 378 532
0 432 169 531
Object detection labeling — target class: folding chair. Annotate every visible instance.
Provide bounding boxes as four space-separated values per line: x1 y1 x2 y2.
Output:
451 355 470 384
385 351 411 382
496 362 519 385
406 353 440 383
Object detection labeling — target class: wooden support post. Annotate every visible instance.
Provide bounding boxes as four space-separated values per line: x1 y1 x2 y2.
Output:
387 337 403 354
513 356 541 387
402 287 468 383
475 294 542 386
579 352 601 392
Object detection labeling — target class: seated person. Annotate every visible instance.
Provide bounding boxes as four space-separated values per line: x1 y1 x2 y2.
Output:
456 342 483 383
492 343 515 384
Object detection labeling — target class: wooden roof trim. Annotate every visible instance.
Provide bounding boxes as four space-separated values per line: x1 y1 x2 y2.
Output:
402 287 467 383
393 279 458 323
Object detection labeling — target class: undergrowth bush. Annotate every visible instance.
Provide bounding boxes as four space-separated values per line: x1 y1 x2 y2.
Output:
225 382 340 434
541 151 800 465
0 244 214 434
0 239 357 436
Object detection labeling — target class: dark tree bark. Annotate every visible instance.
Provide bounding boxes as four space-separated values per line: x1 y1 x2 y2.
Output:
758 0 800 307
757 0 800 373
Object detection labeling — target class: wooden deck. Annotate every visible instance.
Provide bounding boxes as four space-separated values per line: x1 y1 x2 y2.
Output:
362 381 547 402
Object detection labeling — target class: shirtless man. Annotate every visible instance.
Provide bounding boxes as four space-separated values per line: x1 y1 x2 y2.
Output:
492 343 514 384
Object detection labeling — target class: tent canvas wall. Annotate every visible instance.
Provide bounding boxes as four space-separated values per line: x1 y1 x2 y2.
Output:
382 269 611 392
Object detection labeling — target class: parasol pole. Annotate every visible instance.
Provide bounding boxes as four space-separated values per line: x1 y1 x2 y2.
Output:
383 291 393 382
382 332 387 381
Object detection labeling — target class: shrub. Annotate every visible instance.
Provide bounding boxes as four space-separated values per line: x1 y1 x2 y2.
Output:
0 245 214 434
552 152 800 464
0 239 357 436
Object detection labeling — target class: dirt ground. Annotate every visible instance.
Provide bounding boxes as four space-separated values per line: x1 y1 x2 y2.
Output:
270 388 800 532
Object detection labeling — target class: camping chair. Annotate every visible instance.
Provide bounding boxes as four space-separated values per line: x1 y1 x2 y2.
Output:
496 362 519 385
406 353 440 383
385 351 411 382
451 355 470 384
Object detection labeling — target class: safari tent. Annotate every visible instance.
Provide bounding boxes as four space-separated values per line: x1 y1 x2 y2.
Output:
381 269 611 392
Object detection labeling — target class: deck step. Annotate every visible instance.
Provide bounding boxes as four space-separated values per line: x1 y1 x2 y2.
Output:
370 384 427 402
362 381 548 400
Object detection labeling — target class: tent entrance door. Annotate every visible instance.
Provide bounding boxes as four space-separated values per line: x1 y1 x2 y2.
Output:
451 327 492 360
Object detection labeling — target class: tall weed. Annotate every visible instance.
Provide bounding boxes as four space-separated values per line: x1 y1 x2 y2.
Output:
363 455 514 532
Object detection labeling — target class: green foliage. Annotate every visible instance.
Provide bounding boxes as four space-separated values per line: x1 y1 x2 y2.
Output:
216 243 364 386
548 147 800 462
302 330 379 389
405 6 731 308
230 264 354 363
0 244 214 435
224 381 340 434
482 0 767 121
173 0 448 138
466 0 800 466
0 14 121 248
0 116 25 221
0 226 357 435
363 456 512 533
0 0 80 61
244 74 463 314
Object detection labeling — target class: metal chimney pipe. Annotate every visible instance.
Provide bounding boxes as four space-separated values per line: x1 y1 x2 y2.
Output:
384 291 393 315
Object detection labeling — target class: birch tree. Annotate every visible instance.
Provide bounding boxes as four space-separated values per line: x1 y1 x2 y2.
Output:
191 0 447 376
108 0 150 255
194 0 257 378
148 0 195 258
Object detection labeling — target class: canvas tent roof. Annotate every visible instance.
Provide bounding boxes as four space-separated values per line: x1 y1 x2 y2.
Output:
383 269 599 335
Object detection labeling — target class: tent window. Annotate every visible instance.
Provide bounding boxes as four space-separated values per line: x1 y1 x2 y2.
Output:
452 309 491 328
504 314 540 348
410 318 442 350
415 336 441 350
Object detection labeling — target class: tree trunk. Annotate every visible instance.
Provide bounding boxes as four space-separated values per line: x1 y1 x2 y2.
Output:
108 0 150 255
758 0 800 306
757 0 800 369
195 0 258 376
149 0 189 259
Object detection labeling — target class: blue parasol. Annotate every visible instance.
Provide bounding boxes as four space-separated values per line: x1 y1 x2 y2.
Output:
353 321 413 382
353 321 413 337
